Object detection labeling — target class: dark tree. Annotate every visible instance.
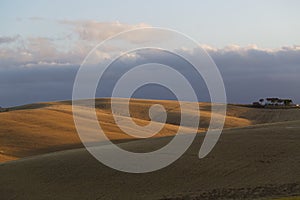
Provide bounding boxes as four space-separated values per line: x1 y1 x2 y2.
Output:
283 99 293 106
259 98 264 105
266 97 279 106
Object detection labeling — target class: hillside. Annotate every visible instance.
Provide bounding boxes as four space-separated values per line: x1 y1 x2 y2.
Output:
1 98 300 162
1 120 300 199
1 98 300 199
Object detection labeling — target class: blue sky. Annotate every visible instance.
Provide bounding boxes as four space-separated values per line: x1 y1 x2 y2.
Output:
1 0 300 47
0 1 300 107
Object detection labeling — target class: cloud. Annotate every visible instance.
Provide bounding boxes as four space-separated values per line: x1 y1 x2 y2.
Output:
201 45 300 103
59 20 172 45
60 20 151 42
28 16 45 21
0 35 90 69
1 42 300 107
0 65 78 107
0 35 20 45
0 21 155 70
1 20 300 106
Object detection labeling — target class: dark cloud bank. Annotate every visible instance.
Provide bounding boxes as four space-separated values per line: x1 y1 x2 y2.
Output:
0 46 300 107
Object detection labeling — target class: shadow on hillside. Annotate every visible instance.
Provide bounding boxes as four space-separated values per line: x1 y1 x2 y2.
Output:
1 103 53 112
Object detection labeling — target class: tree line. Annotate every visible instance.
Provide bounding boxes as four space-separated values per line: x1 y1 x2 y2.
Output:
253 97 293 107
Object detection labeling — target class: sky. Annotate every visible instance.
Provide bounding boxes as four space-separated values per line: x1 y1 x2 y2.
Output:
1 0 300 47
0 0 300 107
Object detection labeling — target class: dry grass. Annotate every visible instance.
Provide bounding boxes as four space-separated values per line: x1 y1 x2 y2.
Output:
1 98 300 162
1 98 300 199
0 119 300 200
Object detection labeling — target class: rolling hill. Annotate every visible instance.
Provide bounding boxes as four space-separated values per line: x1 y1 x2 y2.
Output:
0 98 300 199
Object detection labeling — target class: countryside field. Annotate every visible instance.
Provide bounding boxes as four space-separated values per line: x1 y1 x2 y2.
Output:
0 98 299 199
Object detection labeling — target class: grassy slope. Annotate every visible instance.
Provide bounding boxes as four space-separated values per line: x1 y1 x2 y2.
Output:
0 120 299 199
1 98 300 162
274 197 300 200
1 98 300 199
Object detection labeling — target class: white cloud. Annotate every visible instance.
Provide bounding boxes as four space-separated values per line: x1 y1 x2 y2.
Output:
0 21 156 68
60 20 151 42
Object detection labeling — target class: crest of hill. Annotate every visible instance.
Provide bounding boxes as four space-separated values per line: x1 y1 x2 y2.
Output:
0 98 300 162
